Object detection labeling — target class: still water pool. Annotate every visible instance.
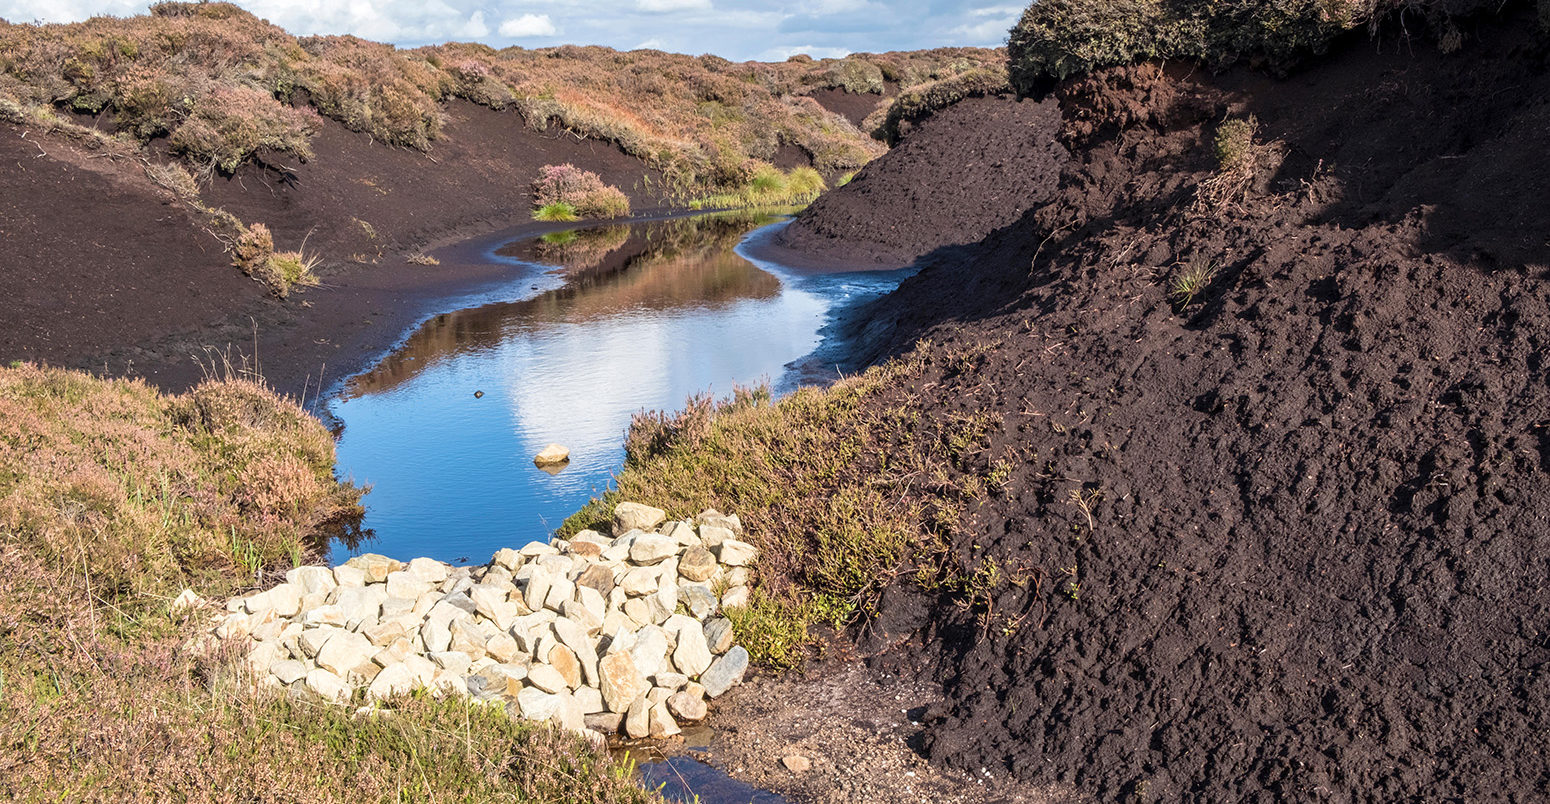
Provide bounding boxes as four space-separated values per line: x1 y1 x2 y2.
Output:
327 210 907 566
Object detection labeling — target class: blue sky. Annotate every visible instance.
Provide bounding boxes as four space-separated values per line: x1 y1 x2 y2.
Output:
0 1 1023 61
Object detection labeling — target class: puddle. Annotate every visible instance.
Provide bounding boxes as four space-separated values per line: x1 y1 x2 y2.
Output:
618 727 792 804
326 210 908 565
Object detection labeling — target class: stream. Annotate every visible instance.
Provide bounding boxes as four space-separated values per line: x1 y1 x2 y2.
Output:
324 209 908 802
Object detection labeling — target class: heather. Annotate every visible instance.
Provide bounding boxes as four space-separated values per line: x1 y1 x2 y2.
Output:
0 3 1001 192
0 364 656 801
1006 0 1536 94
533 164 631 219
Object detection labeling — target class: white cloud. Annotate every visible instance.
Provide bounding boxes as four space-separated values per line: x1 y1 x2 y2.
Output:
950 6 1019 43
498 13 556 37
758 44 852 61
634 0 710 12
634 37 667 50
455 9 489 39
0 0 144 23
796 0 881 14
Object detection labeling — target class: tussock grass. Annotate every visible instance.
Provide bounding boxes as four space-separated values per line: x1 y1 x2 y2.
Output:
687 166 827 211
561 343 1009 665
0 363 657 801
1195 115 1282 212
534 202 581 222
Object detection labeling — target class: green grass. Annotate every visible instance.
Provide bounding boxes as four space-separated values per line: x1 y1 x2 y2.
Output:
0 363 659 802
1169 257 1219 308
685 166 827 211
534 201 580 222
560 342 1011 665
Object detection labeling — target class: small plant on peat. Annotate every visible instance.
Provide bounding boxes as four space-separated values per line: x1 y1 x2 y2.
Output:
1196 115 1282 212
1169 257 1220 310
533 201 580 222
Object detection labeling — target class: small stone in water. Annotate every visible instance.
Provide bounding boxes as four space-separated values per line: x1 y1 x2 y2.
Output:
533 444 570 466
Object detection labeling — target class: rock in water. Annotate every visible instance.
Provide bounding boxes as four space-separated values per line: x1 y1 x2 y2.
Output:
533 443 570 466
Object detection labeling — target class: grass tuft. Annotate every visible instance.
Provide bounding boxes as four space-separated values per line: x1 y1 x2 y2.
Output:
534 201 581 222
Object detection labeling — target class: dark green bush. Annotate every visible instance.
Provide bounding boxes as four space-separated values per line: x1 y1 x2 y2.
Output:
1006 0 1514 96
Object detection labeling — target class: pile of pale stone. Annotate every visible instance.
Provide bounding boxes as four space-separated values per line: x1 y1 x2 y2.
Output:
209 502 756 742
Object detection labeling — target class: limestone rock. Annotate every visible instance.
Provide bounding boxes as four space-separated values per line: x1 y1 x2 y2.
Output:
720 585 751 611
781 755 812 773
618 566 660 597
701 646 749 697
649 701 681 738
527 663 569 694
315 630 375 678
667 689 707 722
612 502 666 536
367 662 417 701
517 687 561 721
715 539 758 567
345 553 403 584
575 564 615 597
624 696 651 739
670 617 713 677
677 546 718 582
304 669 352 703
599 652 649 713
585 712 624 734
170 588 204 616
271 658 308 686
629 535 678 565
533 443 570 466
704 618 735 654
698 524 733 549
286 566 338 596
549 644 582 689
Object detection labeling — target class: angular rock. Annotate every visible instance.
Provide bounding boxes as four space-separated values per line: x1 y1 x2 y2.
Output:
618 566 660 597
629 535 678 565
670 618 713 677
271 658 308 686
516 687 561 721
677 546 718 582
573 685 605 715
405 557 450 584
698 524 733 550
781 755 812 773
333 565 367 588
599 651 650 713
549 644 582 689
286 566 338 596
725 567 751 587
485 632 522 663
367 662 417 701
304 668 352 703
715 539 758 567
626 696 652 739
533 443 570 466
585 712 624 734
430 651 472 675
490 547 523 571
649 701 681 738
704 618 735 655
679 583 718 620
720 585 750 611
613 502 667 536
667 690 707 722
373 637 414 668
629 626 670 679
384 571 435 601
470 584 518 631
700 646 749 697
527 663 568 694
653 672 688 691
542 576 575 613
345 553 403 584
568 540 602 558
522 567 554 613
298 625 340 659
575 564 615 597
315 630 375 678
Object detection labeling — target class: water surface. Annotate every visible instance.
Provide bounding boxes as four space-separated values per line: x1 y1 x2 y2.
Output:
328 211 906 565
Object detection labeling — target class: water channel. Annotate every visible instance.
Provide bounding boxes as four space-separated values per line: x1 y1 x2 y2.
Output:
324 209 908 802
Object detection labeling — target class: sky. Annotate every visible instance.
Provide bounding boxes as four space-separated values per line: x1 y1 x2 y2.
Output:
0 1 1025 61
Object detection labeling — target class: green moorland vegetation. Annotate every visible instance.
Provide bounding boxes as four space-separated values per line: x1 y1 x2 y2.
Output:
0 364 660 802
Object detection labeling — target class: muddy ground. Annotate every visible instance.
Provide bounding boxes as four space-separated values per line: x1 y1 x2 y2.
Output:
783 10 1550 801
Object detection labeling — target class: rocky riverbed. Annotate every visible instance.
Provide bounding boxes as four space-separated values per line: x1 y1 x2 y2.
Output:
202 503 756 742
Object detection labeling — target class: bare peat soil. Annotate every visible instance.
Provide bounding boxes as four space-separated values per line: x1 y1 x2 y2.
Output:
796 13 1550 802
764 95 1067 269
0 100 671 393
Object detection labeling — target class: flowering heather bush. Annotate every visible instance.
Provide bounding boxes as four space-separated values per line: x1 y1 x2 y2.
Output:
533 163 631 219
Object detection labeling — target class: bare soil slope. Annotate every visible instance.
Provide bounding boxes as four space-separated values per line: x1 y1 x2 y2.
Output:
769 95 1067 269
800 14 1550 802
